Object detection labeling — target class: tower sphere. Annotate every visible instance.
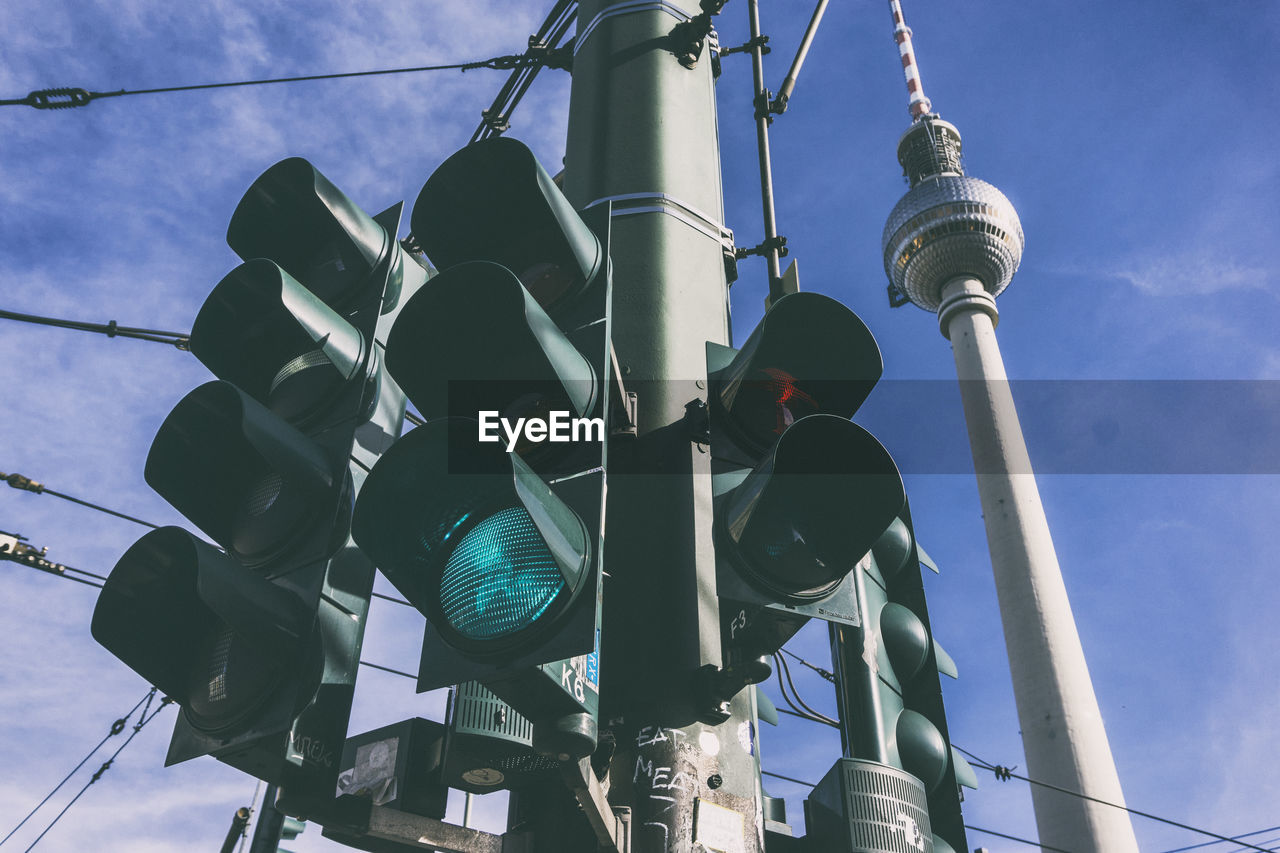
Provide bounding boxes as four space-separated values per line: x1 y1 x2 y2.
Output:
882 174 1024 313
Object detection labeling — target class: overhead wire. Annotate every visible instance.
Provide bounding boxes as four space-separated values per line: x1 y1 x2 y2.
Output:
371 591 415 607
3 472 160 530
1160 827 1280 853
0 308 189 349
3 557 106 589
1226 838 1280 853
777 645 835 682
1 47 576 112
0 689 156 848
471 0 578 141
18 690 173 852
953 745 1274 853
772 650 839 727
760 769 816 788
773 705 836 726
358 660 419 681
964 824 1070 852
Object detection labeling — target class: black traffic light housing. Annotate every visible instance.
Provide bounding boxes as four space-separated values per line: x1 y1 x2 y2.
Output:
352 138 611 763
826 502 976 853
410 136 602 314
701 293 905 718
92 157 425 794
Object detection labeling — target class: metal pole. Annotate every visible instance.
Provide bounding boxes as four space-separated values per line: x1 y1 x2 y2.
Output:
247 784 284 853
746 0 784 300
219 807 251 853
828 570 889 765
774 0 830 109
559 1 764 852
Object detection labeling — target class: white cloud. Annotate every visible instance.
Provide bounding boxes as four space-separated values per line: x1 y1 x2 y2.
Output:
1109 251 1271 296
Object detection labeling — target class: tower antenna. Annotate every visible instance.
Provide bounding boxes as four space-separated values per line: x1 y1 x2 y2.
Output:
888 0 931 119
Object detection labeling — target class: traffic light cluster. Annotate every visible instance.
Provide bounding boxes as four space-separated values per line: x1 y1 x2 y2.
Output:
351 137 612 764
701 292 903 713
89 135 971 849
92 158 426 793
702 292 972 851
92 137 612 804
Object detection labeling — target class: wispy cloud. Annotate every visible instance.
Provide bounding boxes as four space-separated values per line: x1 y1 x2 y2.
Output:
1108 251 1271 296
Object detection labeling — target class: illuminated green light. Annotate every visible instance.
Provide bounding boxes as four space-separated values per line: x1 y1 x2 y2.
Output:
438 507 565 640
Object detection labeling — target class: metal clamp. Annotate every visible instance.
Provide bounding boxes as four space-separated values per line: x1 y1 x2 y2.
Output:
734 235 788 260
584 192 732 247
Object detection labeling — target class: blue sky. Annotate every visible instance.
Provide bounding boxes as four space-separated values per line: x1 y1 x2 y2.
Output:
1 1 1277 851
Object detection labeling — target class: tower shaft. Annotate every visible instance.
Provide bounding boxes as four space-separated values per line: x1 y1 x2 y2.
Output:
940 277 1139 851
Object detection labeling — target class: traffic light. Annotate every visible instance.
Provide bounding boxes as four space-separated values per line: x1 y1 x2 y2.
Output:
351 137 611 763
700 292 906 715
820 503 977 853
91 157 426 794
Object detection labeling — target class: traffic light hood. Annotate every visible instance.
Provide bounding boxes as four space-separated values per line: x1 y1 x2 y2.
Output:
190 259 369 426
721 414 906 601
144 381 347 566
227 157 391 310
713 292 884 455
410 137 602 311
384 261 598 424
91 526 314 733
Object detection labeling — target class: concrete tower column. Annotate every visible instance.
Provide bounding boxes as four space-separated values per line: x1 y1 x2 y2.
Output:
938 277 1140 850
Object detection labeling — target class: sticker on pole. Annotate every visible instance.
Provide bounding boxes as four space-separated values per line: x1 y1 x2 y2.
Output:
693 798 746 853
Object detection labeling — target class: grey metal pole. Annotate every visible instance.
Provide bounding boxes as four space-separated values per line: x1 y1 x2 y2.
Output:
829 577 889 765
746 0 784 298
775 0 831 109
560 2 764 852
219 807 251 853
247 784 284 853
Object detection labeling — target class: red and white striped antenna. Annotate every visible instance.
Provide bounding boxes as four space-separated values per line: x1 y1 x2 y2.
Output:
888 0 932 119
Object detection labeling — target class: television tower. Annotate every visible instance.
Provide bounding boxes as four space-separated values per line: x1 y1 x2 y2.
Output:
879 1 1140 848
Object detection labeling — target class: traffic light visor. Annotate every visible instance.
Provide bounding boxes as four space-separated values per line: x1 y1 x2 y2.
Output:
384 261 598 425
410 137 602 311
227 157 390 309
190 259 367 425
714 293 883 454
92 527 313 734
144 381 345 566
721 414 906 601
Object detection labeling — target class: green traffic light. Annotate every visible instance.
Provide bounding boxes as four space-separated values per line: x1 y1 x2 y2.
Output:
438 506 567 640
352 418 590 660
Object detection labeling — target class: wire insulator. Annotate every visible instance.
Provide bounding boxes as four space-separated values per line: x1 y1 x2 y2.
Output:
27 88 94 109
4 472 45 493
